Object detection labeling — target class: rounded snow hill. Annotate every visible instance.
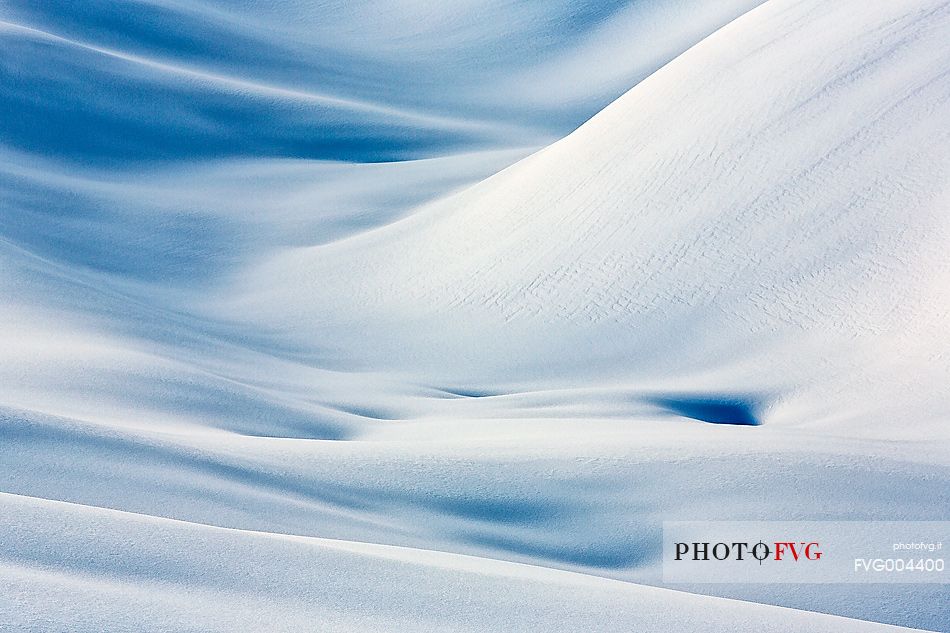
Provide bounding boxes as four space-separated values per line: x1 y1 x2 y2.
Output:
236 0 950 437
0 492 934 633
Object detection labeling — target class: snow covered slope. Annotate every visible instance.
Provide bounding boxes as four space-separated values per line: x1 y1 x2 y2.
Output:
238 0 950 437
1 0 949 631
0 493 926 633
0 0 764 163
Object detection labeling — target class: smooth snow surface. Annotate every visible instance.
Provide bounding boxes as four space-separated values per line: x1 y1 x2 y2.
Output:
2 0 949 631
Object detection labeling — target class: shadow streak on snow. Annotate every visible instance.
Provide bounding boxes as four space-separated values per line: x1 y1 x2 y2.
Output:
432 386 504 399
465 532 657 570
0 410 367 511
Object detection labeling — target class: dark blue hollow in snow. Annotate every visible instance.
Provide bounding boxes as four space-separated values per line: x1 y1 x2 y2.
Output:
648 395 762 426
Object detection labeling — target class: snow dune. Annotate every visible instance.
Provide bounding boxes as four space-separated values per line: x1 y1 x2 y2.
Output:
0 493 930 632
237 0 950 437
1 0 949 631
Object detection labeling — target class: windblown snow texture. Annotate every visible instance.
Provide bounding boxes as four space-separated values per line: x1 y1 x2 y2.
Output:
1 0 949 631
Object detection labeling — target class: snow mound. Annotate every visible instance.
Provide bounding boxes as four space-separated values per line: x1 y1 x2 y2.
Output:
239 0 950 435
0 492 928 633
